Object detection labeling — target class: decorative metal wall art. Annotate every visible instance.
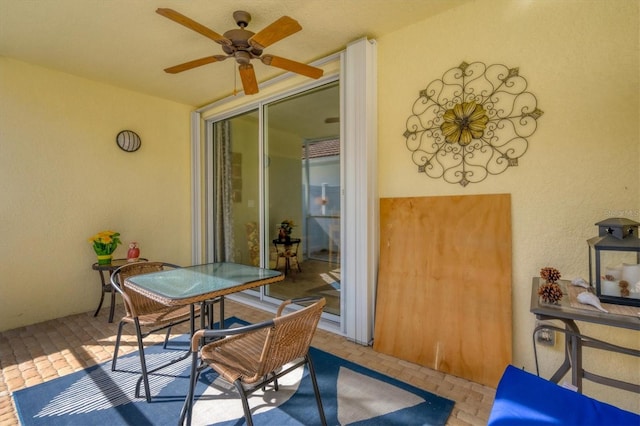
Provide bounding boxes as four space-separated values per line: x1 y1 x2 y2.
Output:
403 61 543 186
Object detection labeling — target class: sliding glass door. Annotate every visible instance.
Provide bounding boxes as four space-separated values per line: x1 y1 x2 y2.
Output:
209 81 341 318
198 39 376 343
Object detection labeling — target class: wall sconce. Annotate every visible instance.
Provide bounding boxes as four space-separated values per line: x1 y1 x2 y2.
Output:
116 130 141 152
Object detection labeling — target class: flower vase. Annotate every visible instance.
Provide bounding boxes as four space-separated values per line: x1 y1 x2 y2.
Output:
97 254 112 265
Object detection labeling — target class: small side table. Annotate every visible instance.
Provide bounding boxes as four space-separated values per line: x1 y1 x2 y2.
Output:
92 258 148 323
530 277 639 394
272 238 302 275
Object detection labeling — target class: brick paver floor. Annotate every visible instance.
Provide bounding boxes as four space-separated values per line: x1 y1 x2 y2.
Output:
0 299 495 425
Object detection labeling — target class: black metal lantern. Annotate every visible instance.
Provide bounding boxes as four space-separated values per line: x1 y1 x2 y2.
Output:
587 218 640 307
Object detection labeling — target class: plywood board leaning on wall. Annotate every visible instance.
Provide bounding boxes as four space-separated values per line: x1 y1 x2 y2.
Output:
373 194 512 387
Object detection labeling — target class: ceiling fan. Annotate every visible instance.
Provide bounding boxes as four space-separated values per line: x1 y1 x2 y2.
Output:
156 8 324 95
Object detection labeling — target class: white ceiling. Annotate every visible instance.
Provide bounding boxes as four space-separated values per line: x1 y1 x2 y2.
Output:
0 0 469 107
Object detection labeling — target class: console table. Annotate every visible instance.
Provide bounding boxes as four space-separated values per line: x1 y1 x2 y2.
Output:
92 257 148 322
530 277 639 393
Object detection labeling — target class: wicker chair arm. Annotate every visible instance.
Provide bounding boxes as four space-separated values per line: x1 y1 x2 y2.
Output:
276 297 323 317
190 320 276 351
191 297 325 352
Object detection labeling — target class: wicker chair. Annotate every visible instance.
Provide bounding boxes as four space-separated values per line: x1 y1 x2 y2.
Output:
180 297 327 426
110 261 217 402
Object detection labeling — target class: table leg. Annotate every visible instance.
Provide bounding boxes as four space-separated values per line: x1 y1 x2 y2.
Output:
200 297 225 330
199 302 206 331
273 242 282 272
549 351 572 384
191 305 197 337
93 270 108 318
293 245 302 272
565 320 583 392
536 318 640 394
546 319 582 391
93 269 117 323
93 287 105 318
219 296 224 327
207 301 214 329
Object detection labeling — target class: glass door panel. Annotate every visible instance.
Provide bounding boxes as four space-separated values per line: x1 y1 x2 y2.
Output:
210 109 261 268
264 83 341 316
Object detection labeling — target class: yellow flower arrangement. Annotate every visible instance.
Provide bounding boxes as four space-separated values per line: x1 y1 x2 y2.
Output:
280 219 295 235
88 230 122 256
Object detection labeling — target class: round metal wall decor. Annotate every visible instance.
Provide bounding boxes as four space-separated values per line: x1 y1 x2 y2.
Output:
116 130 141 152
403 61 543 186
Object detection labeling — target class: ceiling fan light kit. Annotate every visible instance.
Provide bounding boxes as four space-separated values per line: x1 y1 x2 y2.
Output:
156 8 323 95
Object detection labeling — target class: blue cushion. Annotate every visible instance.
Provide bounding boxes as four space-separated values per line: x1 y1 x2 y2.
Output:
488 365 640 426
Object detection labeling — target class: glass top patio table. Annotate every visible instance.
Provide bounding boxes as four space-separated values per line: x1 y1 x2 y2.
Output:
125 262 284 306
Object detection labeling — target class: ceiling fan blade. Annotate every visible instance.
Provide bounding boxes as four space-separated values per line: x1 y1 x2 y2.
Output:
239 64 259 95
156 8 231 45
261 55 323 79
163 56 226 74
249 16 302 49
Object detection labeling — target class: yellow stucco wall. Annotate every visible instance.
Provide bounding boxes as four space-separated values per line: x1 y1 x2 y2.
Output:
0 57 193 330
0 0 638 414
377 0 639 412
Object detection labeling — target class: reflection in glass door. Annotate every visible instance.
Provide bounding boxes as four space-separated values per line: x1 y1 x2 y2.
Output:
303 137 340 265
264 83 341 317
209 109 261 268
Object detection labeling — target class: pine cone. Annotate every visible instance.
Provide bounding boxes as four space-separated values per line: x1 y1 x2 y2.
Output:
619 280 630 297
538 282 563 304
540 267 561 283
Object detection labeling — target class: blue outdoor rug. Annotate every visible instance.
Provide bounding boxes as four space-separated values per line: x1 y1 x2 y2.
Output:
13 317 454 425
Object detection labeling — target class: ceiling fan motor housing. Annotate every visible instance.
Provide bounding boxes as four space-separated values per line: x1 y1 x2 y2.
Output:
223 11 264 61
222 28 263 60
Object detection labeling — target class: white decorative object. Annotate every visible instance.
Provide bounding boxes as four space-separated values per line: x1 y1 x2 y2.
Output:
571 277 589 288
601 280 618 296
630 283 640 300
621 263 640 286
577 292 608 313
604 265 623 280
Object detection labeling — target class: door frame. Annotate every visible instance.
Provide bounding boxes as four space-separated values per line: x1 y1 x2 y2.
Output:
190 38 377 344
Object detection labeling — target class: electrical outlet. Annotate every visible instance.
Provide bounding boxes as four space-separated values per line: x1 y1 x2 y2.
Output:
535 320 555 346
